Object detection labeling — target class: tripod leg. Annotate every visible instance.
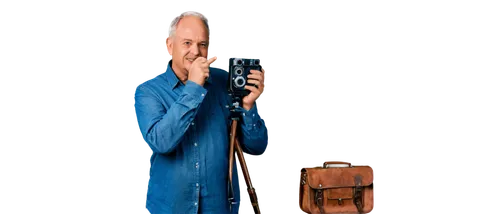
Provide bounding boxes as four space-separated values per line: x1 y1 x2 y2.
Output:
234 139 262 214
228 120 237 185
227 118 261 213
227 120 237 210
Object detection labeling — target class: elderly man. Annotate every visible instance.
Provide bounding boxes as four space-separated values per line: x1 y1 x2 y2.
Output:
134 11 268 214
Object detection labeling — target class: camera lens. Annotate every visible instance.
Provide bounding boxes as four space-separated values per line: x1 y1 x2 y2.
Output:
234 67 243 75
237 60 242 65
234 76 245 88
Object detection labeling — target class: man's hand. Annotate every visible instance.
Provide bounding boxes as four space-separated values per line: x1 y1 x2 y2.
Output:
242 68 265 110
188 56 217 86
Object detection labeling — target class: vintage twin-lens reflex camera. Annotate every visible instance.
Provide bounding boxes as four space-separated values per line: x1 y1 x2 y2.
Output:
227 58 262 99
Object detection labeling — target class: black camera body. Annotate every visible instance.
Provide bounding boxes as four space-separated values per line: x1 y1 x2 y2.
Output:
227 58 261 99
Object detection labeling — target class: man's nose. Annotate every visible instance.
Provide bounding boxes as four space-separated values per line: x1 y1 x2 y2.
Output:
190 44 200 56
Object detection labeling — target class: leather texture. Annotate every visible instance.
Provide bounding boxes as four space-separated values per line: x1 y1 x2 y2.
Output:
299 162 374 214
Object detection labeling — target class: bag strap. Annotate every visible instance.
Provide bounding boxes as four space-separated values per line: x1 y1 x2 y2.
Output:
314 187 325 214
299 169 306 211
354 175 363 214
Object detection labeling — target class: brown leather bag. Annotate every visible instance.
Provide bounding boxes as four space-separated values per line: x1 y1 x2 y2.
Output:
299 161 374 214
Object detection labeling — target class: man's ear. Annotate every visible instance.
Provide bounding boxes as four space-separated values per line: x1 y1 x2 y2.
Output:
163 36 173 56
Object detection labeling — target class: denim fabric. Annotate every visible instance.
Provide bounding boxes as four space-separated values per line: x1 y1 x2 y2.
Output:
134 60 268 214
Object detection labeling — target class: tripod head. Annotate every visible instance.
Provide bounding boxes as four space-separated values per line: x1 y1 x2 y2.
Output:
229 95 245 121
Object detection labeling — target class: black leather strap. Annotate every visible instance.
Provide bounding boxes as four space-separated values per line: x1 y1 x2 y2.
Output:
315 188 325 214
354 175 363 214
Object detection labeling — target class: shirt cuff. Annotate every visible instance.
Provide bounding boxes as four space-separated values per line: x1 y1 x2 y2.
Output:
180 80 208 107
240 104 261 130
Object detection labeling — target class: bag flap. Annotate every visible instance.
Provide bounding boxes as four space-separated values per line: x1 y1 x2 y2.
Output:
326 188 353 199
303 166 373 189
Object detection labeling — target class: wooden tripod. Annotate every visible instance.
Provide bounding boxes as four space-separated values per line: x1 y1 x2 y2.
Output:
227 116 261 214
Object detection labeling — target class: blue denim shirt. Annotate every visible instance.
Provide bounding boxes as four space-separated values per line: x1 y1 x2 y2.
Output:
134 61 268 214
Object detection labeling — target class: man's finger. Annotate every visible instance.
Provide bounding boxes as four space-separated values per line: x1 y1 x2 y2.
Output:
244 85 260 94
194 57 205 63
247 79 260 86
207 56 217 65
247 74 262 81
250 70 260 74
201 63 210 69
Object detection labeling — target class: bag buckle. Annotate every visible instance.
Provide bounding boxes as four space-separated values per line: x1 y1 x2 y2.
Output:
315 189 323 205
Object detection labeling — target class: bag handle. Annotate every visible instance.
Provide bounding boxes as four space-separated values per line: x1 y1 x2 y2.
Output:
321 160 354 169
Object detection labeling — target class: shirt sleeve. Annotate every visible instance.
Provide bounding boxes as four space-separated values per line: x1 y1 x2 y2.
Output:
237 102 268 155
134 80 207 154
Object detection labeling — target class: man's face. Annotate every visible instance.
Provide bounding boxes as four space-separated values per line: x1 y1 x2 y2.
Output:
167 16 209 75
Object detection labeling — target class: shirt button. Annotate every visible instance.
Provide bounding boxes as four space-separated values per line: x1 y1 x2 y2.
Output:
201 93 205 97
194 142 198 147
196 183 199 187
191 122 195 126
195 162 199 168
194 202 198 206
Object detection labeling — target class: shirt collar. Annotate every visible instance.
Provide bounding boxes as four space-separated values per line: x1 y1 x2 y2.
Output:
165 60 213 89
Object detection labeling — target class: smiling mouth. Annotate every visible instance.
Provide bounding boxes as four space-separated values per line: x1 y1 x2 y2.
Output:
186 58 196 62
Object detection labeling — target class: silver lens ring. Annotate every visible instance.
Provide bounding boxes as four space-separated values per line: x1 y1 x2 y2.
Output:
234 76 246 88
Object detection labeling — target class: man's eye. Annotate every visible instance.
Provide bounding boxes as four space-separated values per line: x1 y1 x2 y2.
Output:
200 44 207 47
184 42 191 45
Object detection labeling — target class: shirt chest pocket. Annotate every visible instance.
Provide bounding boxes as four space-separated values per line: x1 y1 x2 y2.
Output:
197 92 230 129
